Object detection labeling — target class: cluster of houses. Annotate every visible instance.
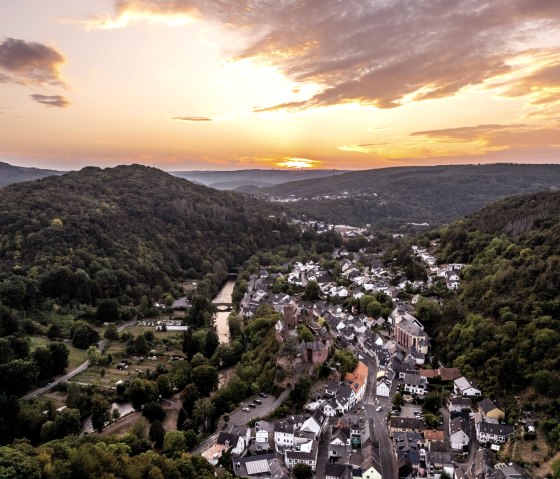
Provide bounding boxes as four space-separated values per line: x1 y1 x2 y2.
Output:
411 245 465 290
210 246 527 479
201 378 382 479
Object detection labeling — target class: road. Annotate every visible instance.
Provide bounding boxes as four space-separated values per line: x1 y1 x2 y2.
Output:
23 318 137 399
363 356 397 479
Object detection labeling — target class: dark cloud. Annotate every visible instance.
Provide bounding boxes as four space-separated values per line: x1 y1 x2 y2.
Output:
111 0 560 110
172 116 213 121
0 38 66 86
30 94 70 108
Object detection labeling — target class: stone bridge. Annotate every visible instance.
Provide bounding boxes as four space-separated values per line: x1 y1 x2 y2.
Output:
214 303 233 312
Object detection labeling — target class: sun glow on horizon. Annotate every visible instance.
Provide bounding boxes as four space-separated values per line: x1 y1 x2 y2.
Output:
276 157 317 169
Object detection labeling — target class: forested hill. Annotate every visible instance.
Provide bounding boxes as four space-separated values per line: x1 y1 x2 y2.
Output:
0 165 295 309
422 190 560 395
259 164 560 226
0 161 62 188
172 168 348 190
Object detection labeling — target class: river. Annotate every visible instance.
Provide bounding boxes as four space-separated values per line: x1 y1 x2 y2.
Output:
212 280 234 344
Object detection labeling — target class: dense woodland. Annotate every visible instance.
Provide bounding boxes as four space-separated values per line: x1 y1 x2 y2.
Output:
260 164 560 226
0 164 299 310
403 191 560 405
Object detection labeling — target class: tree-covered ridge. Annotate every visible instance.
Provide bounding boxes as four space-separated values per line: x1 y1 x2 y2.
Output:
0 164 295 308
425 190 560 396
0 161 62 189
261 164 560 226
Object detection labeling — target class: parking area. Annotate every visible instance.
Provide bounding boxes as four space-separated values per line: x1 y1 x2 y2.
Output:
397 404 423 418
228 394 277 426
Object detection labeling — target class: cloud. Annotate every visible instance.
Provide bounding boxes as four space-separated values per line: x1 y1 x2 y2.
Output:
101 0 560 111
0 37 66 86
30 94 70 108
411 123 560 148
172 116 213 121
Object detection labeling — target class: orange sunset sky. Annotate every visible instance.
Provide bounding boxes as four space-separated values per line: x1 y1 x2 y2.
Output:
1 0 559 171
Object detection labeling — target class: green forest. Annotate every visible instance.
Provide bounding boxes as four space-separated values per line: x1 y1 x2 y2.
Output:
0 164 299 310
412 191 560 398
260 164 560 226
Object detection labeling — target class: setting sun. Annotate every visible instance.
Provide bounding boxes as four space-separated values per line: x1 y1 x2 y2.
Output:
277 158 317 169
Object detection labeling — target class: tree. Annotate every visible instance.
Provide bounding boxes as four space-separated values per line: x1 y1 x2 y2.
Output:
292 463 313 479
0 359 39 396
47 324 61 340
142 402 166 423
193 397 215 432
205 329 219 358
157 374 173 398
422 392 442 414
90 394 110 432
96 299 120 323
32 347 54 381
191 365 218 396
149 419 165 448
393 392 404 409
534 370 553 394
71 322 99 349
128 379 160 411
228 314 243 339
162 430 187 457
303 281 321 301
297 325 314 343
182 329 199 360
52 408 81 438
86 345 101 366
0 446 41 479
134 334 149 355
180 384 200 416
104 323 119 341
48 342 69 376
289 377 311 409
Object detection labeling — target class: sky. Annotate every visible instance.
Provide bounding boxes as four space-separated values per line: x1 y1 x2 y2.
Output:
0 0 559 171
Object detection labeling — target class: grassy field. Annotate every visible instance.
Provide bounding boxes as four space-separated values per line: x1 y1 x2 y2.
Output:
29 335 87 370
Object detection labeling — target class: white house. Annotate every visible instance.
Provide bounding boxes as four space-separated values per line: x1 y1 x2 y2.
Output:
476 421 514 446
454 377 481 397
403 373 428 396
449 417 470 453
376 380 390 398
299 410 326 439
284 439 318 471
274 419 296 450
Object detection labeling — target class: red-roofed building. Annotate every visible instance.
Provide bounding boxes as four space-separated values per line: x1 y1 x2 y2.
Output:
344 361 368 407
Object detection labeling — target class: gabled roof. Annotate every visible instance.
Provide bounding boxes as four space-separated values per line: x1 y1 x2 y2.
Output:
424 429 444 442
450 417 470 436
217 432 240 446
478 398 502 415
479 422 514 436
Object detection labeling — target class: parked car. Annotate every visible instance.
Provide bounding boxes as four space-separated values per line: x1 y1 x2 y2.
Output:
259 393 268 398
249 403 256 408
242 407 250 412
254 399 262 405
376 406 383 412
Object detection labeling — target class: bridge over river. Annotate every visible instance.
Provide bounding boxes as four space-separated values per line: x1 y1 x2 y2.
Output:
212 280 235 344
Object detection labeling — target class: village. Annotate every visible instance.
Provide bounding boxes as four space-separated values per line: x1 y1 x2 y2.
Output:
192 240 530 479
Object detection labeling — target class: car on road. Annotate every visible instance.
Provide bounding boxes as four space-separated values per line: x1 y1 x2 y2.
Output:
376 406 383 412
259 393 267 398
242 407 250 412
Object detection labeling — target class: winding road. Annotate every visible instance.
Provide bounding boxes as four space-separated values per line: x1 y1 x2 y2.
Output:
23 318 137 400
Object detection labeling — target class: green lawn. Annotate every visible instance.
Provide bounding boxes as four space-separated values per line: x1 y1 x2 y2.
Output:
29 335 87 371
